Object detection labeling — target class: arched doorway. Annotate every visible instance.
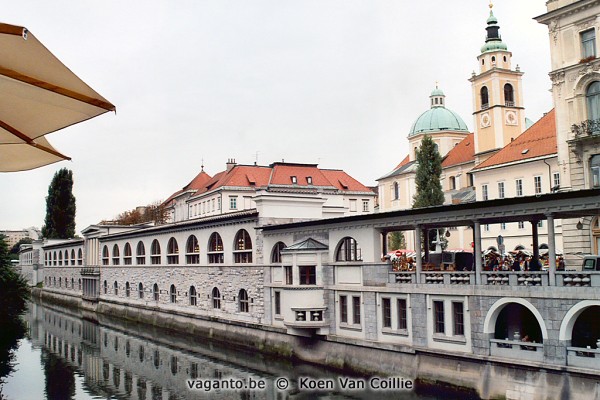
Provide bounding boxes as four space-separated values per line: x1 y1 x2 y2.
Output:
494 303 543 343
571 306 600 348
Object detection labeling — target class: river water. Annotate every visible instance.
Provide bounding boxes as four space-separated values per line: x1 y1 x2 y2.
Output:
0 299 478 400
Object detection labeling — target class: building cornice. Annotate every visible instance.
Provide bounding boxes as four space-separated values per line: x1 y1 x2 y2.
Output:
472 154 558 173
536 0 600 24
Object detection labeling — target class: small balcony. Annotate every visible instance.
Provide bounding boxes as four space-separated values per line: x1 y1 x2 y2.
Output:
490 339 543 362
570 119 600 139
567 347 600 369
80 266 100 276
284 307 328 329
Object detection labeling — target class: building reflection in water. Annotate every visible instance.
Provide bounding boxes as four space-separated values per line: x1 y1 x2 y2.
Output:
33 302 296 400
30 299 437 400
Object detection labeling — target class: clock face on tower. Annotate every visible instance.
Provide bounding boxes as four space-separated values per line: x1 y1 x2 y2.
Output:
505 110 517 126
480 112 491 128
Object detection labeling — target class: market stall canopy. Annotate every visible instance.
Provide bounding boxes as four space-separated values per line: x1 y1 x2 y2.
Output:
0 23 115 172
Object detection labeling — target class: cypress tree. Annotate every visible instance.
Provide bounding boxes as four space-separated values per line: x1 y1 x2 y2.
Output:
42 168 76 239
413 135 444 208
413 135 446 252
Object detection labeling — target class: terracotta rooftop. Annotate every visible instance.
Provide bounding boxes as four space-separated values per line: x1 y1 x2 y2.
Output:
442 133 475 168
473 109 556 170
165 161 373 204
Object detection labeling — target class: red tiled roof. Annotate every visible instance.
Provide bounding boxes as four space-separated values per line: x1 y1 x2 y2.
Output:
320 169 373 192
442 133 475 168
473 109 556 170
176 162 373 201
394 155 410 170
164 169 212 205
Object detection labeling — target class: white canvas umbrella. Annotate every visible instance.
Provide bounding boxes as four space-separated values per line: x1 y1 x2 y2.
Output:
0 23 115 172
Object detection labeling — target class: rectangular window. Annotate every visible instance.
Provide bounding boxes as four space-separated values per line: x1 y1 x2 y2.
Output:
274 291 281 316
484 224 490 232
217 197 221 210
482 184 488 201
352 296 361 325
340 295 348 323
299 266 316 285
515 179 523 197
518 221 525 229
538 220 544 228
498 182 505 199
553 172 560 189
534 176 542 194
229 196 237 210
434 301 445 334
593 165 600 188
453 302 464 336
500 222 506 230
362 200 369 212
382 298 392 328
284 266 293 285
349 199 357 212
397 298 407 330
582 29 596 59
212 198 215 211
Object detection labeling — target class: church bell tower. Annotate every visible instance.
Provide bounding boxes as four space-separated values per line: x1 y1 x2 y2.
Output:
469 3 526 163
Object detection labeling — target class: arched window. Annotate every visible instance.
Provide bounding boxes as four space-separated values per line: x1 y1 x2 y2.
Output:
71 278 74 289
125 282 130 297
170 284 177 303
124 243 132 265
271 242 286 264
112 244 120 265
53 251 57 265
153 283 159 301
136 241 146 265
212 287 221 309
336 237 362 261
208 233 224 264
70 249 76 266
102 246 110 265
58 251 63 266
167 237 179 264
186 235 200 264
114 281 119 296
586 81 600 122
481 86 489 108
138 283 144 299
103 280 107 294
59 277 62 287
77 249 83 265
393 182 399 200
504 83 514 106
234 229 252 263
151 239 161 265
189 286 197 306
64 250 69 265
238 289 249 313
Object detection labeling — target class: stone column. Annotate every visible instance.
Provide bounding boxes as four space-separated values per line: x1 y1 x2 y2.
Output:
531 219 540 268
415 226 422 284
547 214 557 286
474 221 482 285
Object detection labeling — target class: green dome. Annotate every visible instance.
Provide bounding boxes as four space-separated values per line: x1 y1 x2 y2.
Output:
430 87 444 97
409 107 469 136
481 40 508 53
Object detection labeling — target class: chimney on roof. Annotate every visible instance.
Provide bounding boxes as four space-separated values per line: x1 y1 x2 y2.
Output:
226 158 236 171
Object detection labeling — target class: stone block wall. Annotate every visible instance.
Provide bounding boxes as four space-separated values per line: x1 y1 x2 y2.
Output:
99 265 265 324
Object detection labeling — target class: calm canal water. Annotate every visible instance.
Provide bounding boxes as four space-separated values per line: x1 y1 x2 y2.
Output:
0 299 478 400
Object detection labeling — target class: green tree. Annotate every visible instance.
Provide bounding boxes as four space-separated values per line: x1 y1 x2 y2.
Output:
42 168 76 239
0 234 29 387
413 135 444 208
413 135 446 252
387 231 406 251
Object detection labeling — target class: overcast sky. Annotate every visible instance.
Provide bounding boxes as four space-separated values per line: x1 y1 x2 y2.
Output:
1 1 553 234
